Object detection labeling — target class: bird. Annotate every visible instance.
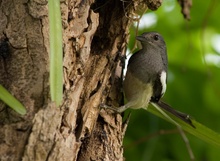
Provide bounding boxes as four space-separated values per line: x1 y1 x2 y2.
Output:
103 32 194 128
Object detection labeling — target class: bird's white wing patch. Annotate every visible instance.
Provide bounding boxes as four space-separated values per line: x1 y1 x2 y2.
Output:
160 71 167 96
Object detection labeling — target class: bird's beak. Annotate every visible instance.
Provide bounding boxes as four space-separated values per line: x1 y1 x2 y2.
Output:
136 35 145 42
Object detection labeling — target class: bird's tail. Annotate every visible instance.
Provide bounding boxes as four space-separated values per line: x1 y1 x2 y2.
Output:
151 101 195 128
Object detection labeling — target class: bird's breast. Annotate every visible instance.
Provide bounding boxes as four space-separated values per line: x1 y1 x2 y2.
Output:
123 70 153 109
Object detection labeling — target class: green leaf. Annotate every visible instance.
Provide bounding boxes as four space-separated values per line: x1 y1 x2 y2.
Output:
148 105 220 147
0 85 26 115
48 0 63 106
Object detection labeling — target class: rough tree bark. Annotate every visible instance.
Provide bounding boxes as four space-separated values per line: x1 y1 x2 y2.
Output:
0 0 162 160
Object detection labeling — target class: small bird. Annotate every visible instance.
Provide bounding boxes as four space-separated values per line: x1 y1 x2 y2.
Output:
104 32 194 128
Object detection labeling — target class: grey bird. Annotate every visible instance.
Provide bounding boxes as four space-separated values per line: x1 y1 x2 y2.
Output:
104 32 194 128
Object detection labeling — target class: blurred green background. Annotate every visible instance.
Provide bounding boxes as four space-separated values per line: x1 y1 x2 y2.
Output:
124 0 220 160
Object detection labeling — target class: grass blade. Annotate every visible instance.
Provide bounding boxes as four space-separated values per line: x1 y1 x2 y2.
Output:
148 105 220 147
0 85 26 115
48 0 63 106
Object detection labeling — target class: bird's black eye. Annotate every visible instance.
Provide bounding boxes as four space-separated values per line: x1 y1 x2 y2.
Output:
153 35 159 41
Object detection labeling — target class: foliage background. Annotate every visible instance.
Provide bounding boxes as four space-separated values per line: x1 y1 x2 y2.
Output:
124 0 220 160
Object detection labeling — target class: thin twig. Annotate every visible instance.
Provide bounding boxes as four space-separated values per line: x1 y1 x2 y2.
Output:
177 127 195 161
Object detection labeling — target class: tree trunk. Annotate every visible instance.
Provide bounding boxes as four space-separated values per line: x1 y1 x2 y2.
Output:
0 0 161 160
